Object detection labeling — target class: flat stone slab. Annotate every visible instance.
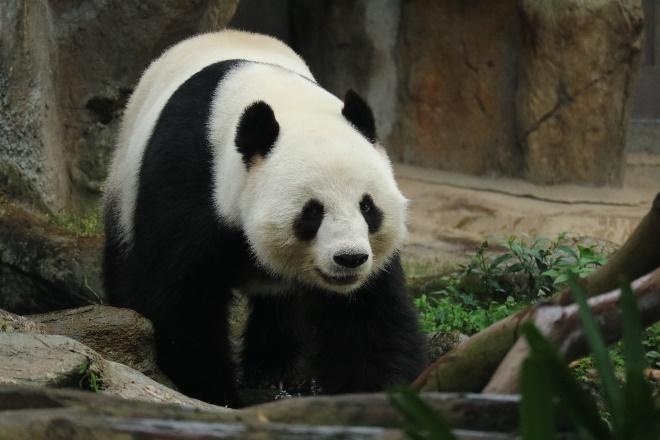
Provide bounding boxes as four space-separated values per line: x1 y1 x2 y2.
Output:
0 333 93 388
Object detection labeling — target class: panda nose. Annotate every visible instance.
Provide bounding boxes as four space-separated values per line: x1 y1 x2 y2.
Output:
333 253 368 268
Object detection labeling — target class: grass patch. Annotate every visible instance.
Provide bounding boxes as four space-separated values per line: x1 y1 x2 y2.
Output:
49 209 103 237
78 360 104 393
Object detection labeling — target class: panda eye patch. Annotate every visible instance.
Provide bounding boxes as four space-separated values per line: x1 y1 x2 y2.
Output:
360 196 373 213
302 199 324 219
360 194 383 234
294 199 324 241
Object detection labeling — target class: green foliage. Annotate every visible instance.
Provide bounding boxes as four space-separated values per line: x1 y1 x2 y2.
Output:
643 323 660 368
415 293 523 334
78 360 104 393
394 276 660 439
520 276 660 440
49 209 103 237
414 234 608 335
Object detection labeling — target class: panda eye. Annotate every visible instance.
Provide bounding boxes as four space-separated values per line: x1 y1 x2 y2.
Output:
360 194 383 234
302 199 324 220
360 195 374 214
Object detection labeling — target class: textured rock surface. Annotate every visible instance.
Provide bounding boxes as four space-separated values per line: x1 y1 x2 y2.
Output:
0 332 218 410
0 0 238 212
291 0 401 143
426 331 469 362
0 197 103 314
0 309 46 334
517 0 643 185
0 333 96 388
30 305 169 385
286 0 642 184
394 0 522 174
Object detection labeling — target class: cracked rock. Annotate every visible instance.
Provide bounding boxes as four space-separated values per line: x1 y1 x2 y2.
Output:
517 0 643 185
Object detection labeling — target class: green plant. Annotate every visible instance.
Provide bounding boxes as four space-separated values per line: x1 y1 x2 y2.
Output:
520 275 660 439
413 234 608 335
78 360 104 392
395 275 660 439
49 210 103 237
415 293 525 334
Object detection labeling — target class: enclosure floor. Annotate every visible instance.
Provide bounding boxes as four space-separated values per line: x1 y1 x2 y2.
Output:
396 157 659 263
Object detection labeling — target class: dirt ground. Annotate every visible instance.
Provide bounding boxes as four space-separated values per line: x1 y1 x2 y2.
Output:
397 157 660 265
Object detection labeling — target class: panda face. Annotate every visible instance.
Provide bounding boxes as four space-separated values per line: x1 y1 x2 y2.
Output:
239 116 407 294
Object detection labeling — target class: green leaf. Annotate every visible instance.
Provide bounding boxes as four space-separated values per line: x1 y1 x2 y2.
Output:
522 322 612 440
521 356 556 440
568 274 623 432
491 253 513 267
557 245 578 260
389 387 457 440
507 263 524 273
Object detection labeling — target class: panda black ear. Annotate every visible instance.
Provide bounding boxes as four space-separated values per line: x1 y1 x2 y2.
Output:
235 101 280 167
342 89 376 144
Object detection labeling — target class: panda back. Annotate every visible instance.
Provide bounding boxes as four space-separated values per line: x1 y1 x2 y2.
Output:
106 30 314 245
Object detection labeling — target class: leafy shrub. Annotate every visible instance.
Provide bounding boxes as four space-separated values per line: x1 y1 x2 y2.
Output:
393 277 660 439
414 234 608 335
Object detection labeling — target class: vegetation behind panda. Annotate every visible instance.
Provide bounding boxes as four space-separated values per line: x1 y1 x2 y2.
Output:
103 30 427 407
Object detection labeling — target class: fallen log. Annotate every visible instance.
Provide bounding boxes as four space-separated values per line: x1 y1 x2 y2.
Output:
0 385 520 439
484 268 660 393
0 385 520 433
414 193 660 392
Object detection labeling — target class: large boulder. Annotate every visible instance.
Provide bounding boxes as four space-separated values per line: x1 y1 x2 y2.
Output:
0 0 238 212
0 196 103 314
29 305 169 385
517 0 644 185
0 331 219 411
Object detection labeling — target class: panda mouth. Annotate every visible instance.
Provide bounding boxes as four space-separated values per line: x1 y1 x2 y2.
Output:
316 269 360 286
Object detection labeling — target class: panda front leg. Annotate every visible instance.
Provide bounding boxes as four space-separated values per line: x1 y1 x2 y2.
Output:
152 289 238 407
303 254 427 393
240 294 302 387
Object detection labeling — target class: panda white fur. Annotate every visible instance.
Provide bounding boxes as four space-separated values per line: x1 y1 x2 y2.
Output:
103 30 426 406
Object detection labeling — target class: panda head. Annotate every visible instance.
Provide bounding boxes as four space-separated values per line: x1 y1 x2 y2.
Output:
236 90 407 293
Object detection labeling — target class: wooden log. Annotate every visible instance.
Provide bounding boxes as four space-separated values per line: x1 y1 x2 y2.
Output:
414 194 660 392
0 385 519 439
484 268 660 393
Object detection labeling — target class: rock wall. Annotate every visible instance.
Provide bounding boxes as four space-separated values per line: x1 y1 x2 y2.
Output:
291 0 402 143
0 0 645 216
517 0 644 185
0 0 238 212
248 0 643 185
394 0 522 174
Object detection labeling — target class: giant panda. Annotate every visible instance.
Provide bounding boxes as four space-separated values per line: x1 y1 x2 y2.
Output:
103 30 426 406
